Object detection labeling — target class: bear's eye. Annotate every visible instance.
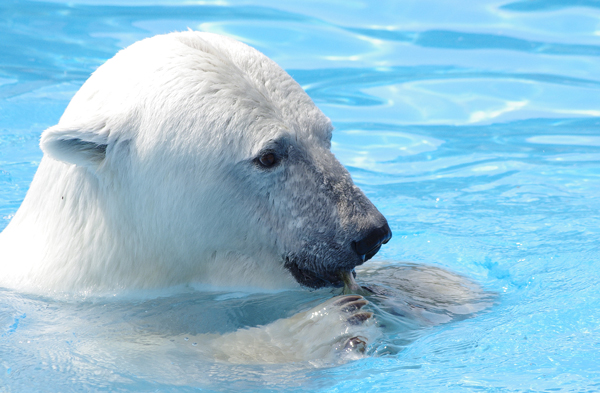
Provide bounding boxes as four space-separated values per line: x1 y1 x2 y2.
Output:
257 152 277 168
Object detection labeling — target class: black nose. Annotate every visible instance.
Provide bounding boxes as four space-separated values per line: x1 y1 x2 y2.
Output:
351 222 392 262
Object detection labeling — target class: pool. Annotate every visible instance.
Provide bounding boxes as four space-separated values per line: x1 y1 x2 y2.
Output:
1 0 600 391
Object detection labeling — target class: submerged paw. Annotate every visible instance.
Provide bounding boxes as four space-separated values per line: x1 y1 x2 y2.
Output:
322 295 378 358
214 295 379 364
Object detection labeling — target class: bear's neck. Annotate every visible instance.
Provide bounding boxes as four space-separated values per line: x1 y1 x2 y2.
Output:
0 157 135 292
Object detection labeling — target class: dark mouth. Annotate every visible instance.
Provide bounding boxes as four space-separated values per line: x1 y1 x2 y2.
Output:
284 257 354 289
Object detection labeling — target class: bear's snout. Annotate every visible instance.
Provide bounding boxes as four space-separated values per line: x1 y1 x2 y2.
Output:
351 222 392 263
283 218 392 289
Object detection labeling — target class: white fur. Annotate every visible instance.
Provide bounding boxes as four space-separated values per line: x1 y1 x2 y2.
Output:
0 32 339 293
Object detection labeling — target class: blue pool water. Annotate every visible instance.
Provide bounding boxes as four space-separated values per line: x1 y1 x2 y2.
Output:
1 0 600 391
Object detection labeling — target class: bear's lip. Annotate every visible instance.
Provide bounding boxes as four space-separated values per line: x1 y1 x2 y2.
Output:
283 257 355 289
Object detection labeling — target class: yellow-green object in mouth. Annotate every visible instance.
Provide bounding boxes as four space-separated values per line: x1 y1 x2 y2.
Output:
340 270 372 296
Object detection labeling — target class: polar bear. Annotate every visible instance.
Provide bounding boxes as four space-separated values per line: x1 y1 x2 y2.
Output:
0 31 391 362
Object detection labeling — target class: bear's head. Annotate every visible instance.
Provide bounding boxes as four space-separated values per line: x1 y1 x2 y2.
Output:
37 32 391 290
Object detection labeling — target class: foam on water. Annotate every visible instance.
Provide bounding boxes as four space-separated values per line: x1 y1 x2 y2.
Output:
1 0 600 391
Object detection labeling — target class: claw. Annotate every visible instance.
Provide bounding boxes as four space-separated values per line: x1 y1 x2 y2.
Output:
331 295 363 307
340 299 368 313
343 336 367 354
346 311 373 325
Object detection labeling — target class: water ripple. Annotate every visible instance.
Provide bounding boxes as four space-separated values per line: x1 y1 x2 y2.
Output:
349 27 600 57
501 0 600 12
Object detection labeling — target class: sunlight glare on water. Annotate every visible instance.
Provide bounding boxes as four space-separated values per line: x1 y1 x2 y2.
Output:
1 0 600 391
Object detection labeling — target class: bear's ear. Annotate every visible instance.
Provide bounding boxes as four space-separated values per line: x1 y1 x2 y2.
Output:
40 122 110 169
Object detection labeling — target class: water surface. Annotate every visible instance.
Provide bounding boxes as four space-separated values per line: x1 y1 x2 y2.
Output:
1 0 600 391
